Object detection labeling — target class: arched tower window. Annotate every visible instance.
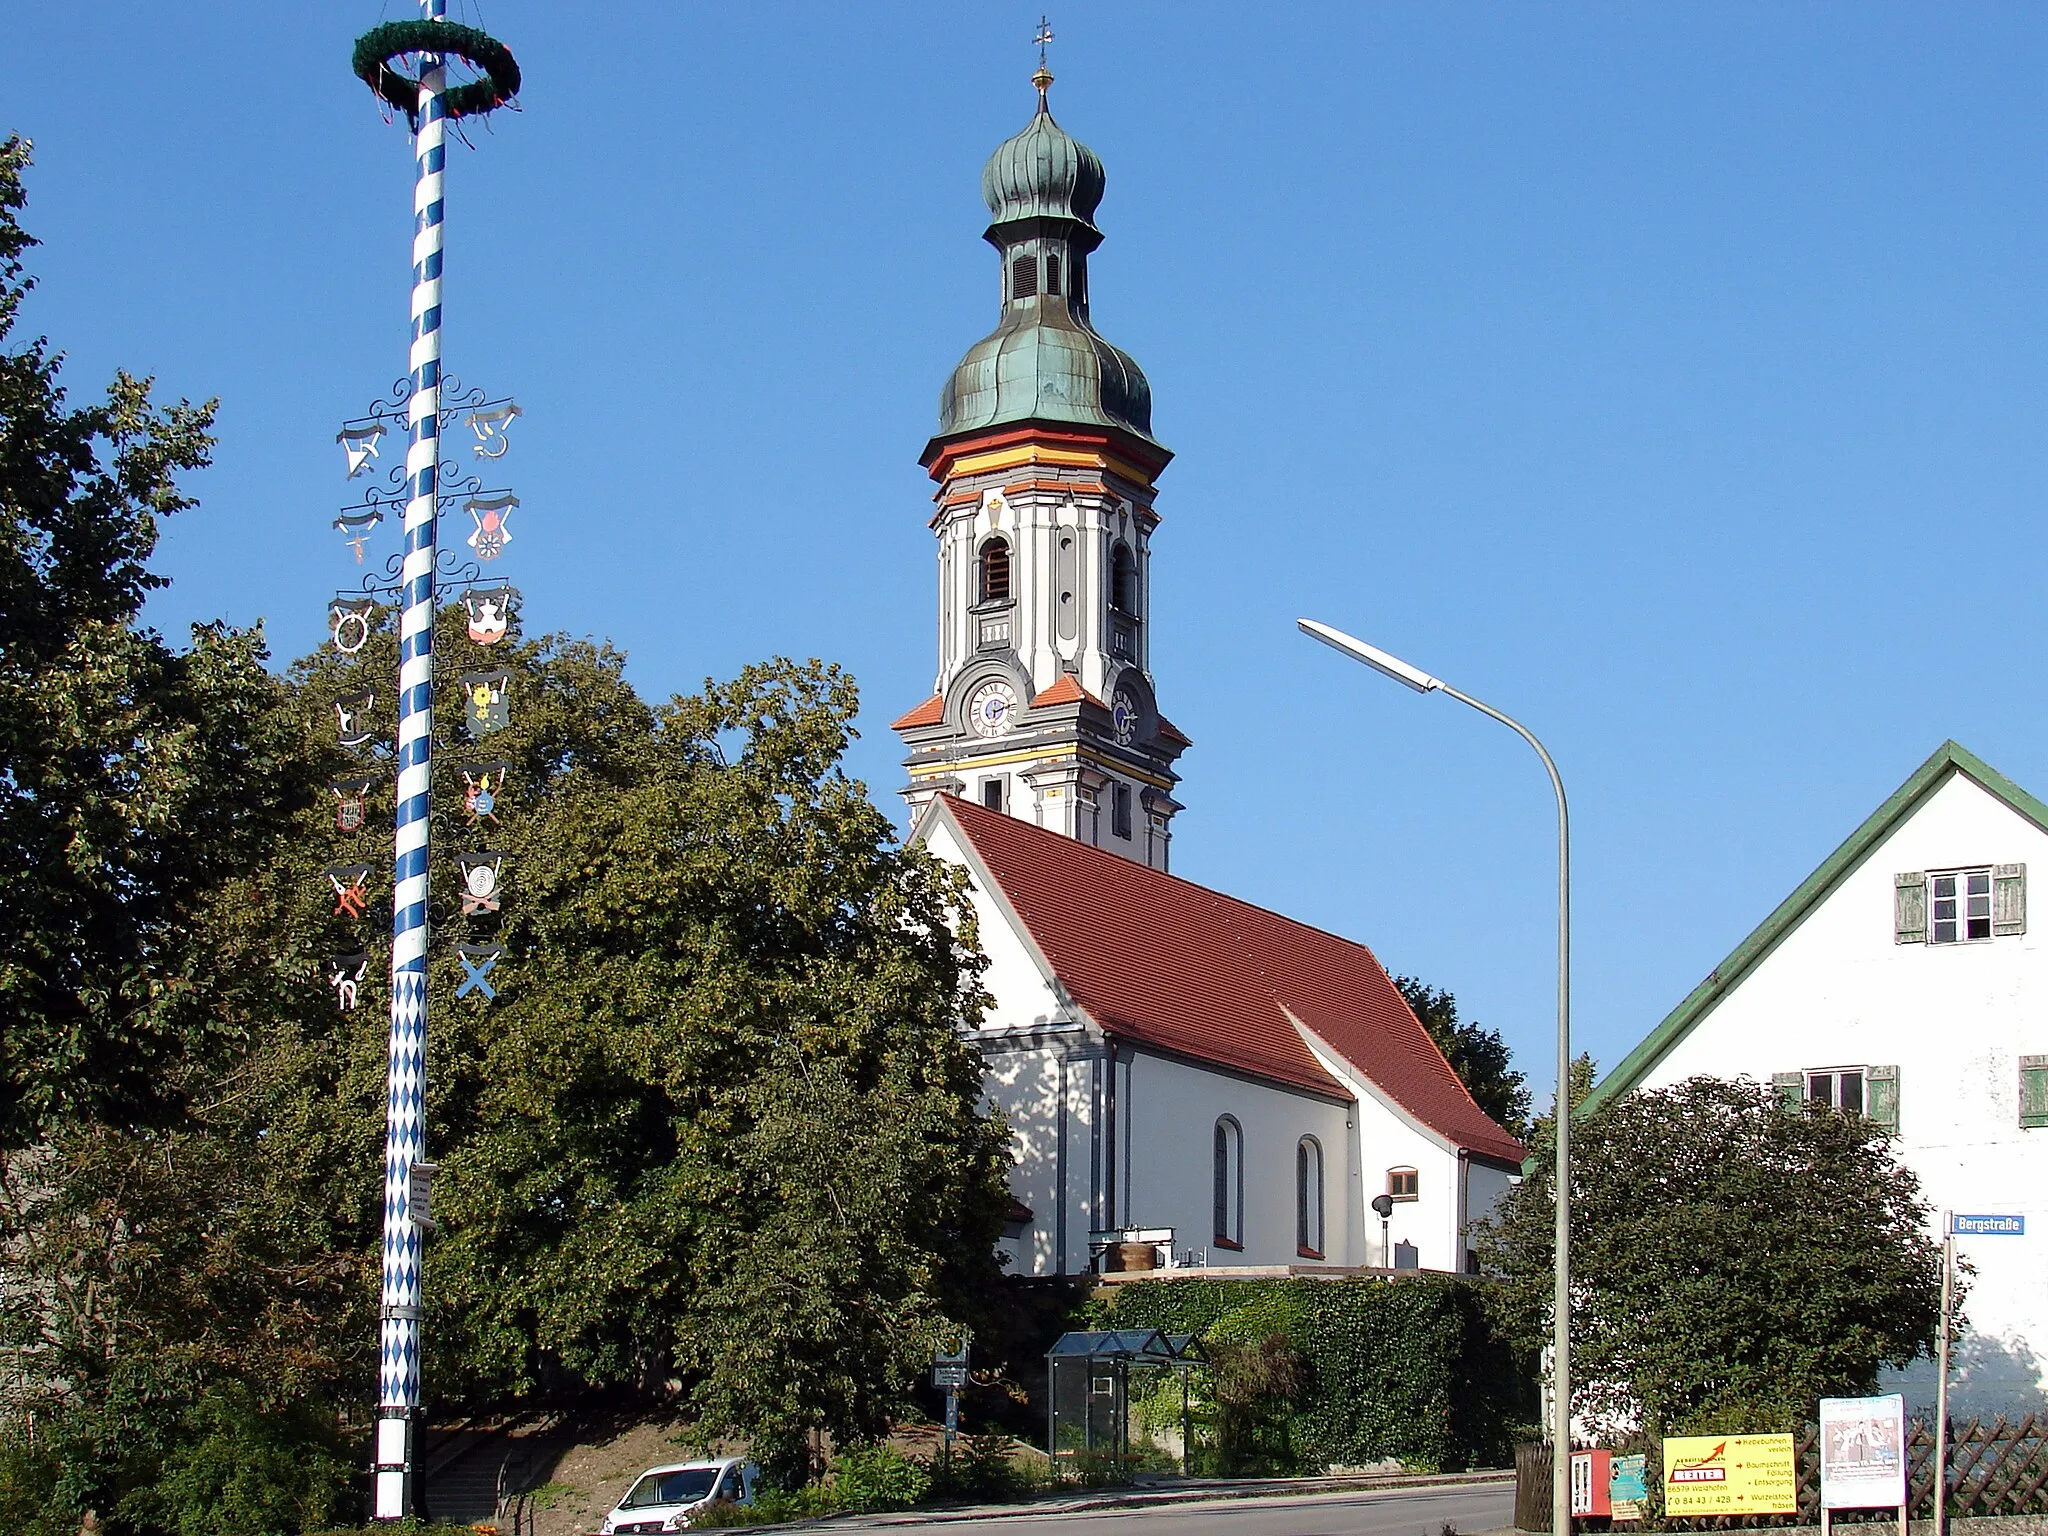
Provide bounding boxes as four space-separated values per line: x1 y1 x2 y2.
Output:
1212 1116 1244 1250
1110 541 1139 616
978 537 1012 604
1045 252 1063 296
1296 1137 1324 1258
1010 254 1038 302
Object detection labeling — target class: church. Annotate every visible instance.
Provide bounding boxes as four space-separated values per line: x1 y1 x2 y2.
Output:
891 65 1524 1278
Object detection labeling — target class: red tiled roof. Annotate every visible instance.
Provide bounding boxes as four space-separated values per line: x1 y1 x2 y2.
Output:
892 695 946 730
1156 713 1193 747
938 795 1524 1164
1032 675 1105 709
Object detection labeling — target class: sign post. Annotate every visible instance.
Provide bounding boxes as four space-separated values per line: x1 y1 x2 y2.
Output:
933 1333 972 1462
1820 1394 1908 1536
1937 1212 2026 1535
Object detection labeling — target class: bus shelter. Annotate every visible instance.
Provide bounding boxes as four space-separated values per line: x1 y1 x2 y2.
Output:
1045 1329 1206 1477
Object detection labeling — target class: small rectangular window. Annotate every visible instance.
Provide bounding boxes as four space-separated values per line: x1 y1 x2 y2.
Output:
981 778 1005 813
1010 254 1038 301
1806 1068 1866 1114
1930 868 1994 944
1045 253 1063 295
1388 1167 1418 1201
1111 784 1133 840
2021 1056 2048 1130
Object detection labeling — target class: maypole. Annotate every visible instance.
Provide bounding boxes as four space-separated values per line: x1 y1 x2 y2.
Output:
345 5 520 1520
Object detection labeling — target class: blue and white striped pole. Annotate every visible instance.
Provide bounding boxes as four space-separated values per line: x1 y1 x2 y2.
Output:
374 2 446 1519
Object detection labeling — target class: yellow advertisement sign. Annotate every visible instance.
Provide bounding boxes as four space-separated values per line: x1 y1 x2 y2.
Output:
1662 1434 1798 1516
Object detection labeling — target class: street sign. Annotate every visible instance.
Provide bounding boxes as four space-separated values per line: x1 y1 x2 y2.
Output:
1951 1214 2024 1236
933 1364 969 1389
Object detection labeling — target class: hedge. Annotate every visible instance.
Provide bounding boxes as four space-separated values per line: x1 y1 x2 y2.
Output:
1089 1273 1531 1472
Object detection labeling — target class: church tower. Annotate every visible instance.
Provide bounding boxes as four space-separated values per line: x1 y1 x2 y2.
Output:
893 66 1189 871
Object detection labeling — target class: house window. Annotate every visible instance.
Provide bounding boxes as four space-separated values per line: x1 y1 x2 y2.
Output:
1111 783 1133 840
1212 1117 1243 1249
1010 254 1038 301
1807 1067 1866 1116
1388 1167 1418 1202
1110 542 1139 616
1775 1065 1900 1133
1296 1137 1324 1258
2021 1056 2048 1130
1897 865 2025 943
981 777 1005 813
1932 869 1993 944
977 537 1012 605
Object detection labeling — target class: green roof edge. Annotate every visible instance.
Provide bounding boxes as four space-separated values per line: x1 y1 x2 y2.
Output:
1579 740 2048 1119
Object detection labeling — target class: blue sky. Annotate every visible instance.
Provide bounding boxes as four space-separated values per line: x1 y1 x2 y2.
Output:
7 4 2045 1097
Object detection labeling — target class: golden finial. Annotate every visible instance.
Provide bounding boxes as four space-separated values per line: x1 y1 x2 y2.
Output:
1034 16 1054 110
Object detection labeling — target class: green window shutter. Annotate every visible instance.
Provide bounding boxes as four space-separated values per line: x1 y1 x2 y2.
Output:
1994 863 2027 937
2021 1056 2048 1130
1771 1072 1804 1111
1867 1064 1900 1134
1894 872 1927 944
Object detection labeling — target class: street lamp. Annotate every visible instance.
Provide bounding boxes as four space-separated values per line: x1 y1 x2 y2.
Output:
1297 617 1574 1536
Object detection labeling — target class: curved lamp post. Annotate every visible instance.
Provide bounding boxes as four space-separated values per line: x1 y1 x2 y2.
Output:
1297 617 1573 1536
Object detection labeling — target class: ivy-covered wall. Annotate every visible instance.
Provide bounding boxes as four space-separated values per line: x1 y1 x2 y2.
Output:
1089 1274 1533 1472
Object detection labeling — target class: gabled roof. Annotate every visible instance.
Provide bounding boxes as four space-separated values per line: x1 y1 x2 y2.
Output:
1032 675 1104 709
1586 740 2048 1115
930 794 1524 1164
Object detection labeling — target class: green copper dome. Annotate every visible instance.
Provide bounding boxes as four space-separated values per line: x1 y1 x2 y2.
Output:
931 78 1160 451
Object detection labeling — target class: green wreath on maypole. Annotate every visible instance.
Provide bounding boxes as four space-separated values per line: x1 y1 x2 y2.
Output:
352 19 521 123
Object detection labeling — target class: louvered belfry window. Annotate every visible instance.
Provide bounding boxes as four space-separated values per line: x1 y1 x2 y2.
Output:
1011 253 1038 301
978 537 1012 604
1045 253 1063 296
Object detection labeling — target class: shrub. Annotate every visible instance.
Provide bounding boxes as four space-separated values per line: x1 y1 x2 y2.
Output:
927 1432 1030 1502
127 1388 355 1536
827 1443 932 1513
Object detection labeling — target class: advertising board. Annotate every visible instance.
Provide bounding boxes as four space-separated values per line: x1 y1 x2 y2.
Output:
1819 1394 1907 1510
1662 1434 1798 1516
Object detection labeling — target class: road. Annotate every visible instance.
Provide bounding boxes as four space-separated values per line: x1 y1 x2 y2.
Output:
859 1479 1514 1536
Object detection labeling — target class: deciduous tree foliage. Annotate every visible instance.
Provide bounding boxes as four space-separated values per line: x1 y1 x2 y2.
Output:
1478 1075 1945 1434
1393 976 1531 1138
0 136 298 1150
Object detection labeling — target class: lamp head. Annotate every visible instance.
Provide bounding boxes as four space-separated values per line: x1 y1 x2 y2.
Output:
1371 1193 1396 1219
1296 619 1443 694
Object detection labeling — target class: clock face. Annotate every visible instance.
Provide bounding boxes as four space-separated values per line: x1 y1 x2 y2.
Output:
1111 689 1139 746
969 680 1017 738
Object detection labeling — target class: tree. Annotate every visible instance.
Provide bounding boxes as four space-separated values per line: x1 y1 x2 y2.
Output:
1393 976 1531 1138
1477 1075 1945 1434
3 617 1014 1503
0 136 299 1150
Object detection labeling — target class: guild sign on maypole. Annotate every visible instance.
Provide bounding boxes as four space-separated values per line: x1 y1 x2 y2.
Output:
344 5 520 1521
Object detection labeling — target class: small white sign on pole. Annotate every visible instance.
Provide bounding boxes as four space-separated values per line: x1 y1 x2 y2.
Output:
1820 1394 1908 1510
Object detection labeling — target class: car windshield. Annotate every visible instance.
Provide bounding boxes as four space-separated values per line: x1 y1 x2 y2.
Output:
620 1468 721 1508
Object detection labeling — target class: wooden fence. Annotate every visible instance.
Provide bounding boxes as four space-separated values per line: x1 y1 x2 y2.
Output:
1515 1417 2048 1533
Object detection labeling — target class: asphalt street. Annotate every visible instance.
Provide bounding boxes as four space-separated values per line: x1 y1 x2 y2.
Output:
859 1480 1514 1535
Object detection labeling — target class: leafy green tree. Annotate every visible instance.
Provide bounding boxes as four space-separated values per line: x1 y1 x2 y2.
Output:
1393 976 1531 1138
0 136 299 1150
1477 1075 1945 1434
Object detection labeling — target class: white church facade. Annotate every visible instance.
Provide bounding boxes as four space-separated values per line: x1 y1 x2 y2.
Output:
890 68 1524 1279
1590 741 2048 1415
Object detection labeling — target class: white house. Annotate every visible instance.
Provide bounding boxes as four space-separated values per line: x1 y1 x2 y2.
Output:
1590 740 2048 1415
918 793 1525 1278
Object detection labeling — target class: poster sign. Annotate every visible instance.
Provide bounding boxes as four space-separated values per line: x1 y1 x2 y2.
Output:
1662 1434 1798 1516
1820 1394 1907 1510
1610 1453 1649 1521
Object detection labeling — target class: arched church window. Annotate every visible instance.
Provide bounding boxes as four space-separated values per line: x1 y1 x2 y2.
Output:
1296 1137 1324 1258
1110 542 1139 616
1212 1116 1244 1250
1010 254 1038 302
1045 253 1063 296
978 537 1012 605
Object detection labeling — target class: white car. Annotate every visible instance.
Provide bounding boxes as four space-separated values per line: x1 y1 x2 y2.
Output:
599 1456 759 1534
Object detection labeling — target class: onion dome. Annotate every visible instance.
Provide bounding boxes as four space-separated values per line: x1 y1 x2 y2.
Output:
928 71 1162 453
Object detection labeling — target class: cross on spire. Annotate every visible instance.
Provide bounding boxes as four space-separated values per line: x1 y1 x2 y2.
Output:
1033 15 1055 107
